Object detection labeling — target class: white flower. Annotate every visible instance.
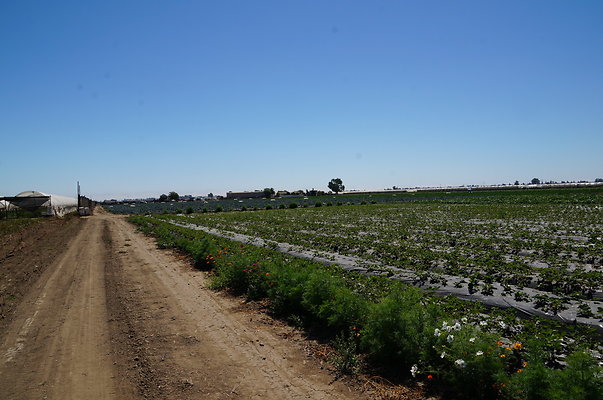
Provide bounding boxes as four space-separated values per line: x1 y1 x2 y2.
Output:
499 321 507 329
455 359 466 368
440 351 446 359
410 364 418 378
479 321 488 327
452 322 462 331
434 328 442 337
442 321 449 329
476 351 484 356
469 337 476 343
447 334 454 343
461 317 468 324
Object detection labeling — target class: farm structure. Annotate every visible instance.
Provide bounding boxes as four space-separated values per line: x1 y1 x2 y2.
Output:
0 191 78 217
226 191 266 199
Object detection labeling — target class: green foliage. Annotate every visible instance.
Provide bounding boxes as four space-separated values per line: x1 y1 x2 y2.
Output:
434 325 506 400
361 285 440 368
128 215 603 400
185 206 194 214
330 331 362 375
211 253 269 300
550 351 602 400
288 202 298 209
505 346 602 400
328 178 345 194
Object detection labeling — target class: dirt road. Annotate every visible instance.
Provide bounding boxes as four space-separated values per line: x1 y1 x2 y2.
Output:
0 212 369 400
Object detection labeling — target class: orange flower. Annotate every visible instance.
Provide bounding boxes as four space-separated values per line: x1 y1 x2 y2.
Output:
517 369 523 373
522 361 528 368
265 272 270 276
505 347 512 351
427 374 433 380
499 354 506 358
513 342 522 350
496 340 503 346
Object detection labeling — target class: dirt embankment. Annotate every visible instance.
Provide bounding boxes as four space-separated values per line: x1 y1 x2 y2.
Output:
0 212 373 400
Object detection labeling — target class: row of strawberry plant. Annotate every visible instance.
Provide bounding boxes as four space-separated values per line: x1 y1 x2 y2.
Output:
163 201 602 303
129 215 602 400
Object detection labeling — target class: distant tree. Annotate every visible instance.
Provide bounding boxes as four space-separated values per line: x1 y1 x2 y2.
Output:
207 193 214 198
595 178 603 183
328 178 345 194
263 187 275 198
168 191 180 201
158 194 168 202
306 188 326 196
531 178 541 185
514 180 520 186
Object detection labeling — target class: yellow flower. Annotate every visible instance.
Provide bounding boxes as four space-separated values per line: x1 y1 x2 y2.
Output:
513 342 522 350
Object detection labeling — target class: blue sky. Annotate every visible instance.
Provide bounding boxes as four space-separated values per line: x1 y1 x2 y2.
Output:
1 1 602 200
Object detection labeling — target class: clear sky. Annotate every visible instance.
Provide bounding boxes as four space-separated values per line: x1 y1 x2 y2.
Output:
1 1 602 200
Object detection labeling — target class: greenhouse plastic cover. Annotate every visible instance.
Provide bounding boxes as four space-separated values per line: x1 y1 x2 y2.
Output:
9 191 78 216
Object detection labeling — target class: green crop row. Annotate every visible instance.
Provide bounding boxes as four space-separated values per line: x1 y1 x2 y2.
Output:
129 215 602 400
162 199 602 305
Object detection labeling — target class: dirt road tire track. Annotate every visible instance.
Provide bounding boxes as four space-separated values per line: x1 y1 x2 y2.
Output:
105 212 368 400
0 217 84 327
0 217 121 399
0 212 369 399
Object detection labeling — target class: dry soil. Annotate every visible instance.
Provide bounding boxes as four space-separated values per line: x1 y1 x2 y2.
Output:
0 211 373 400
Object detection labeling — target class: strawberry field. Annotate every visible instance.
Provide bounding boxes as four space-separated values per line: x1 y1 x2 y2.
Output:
124 187 603 399
161 190 603 327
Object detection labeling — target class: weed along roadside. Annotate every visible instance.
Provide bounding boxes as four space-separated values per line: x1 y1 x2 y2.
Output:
129 215 602 400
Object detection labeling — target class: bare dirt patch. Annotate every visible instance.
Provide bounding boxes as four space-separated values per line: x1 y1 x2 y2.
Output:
0 216 84 329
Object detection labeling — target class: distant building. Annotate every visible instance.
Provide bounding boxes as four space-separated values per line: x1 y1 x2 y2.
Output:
226 191 265 199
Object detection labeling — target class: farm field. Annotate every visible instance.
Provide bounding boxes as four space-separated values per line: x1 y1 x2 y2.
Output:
124 187 603 399
104 186 603 215
1 212 370 400
161 189 603 325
